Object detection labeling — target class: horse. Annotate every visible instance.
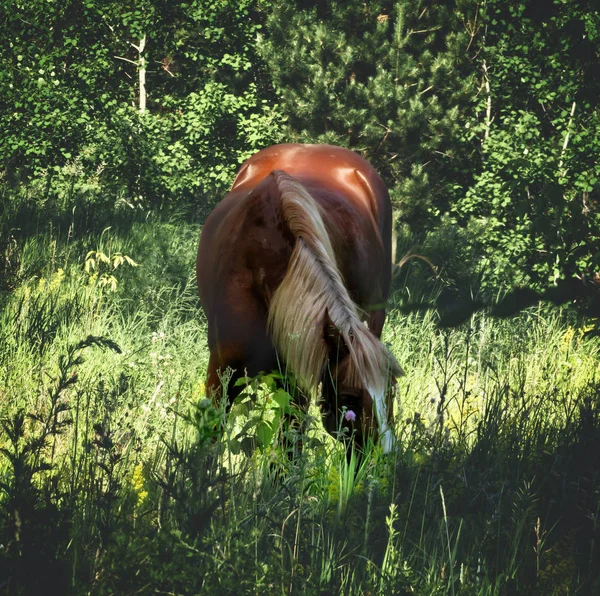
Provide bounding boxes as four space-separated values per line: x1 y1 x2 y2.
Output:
196 143 402 453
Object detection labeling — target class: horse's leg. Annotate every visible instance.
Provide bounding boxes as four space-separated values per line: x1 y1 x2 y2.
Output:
205 291 292 435
368 309 386 338
205 285 313 458
206 340 277 405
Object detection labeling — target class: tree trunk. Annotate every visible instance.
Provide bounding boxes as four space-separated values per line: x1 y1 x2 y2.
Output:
138 35 147 113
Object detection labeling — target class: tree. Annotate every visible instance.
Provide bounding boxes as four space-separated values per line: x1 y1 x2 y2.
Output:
0 0 283 207
259 0 600 293
258 0 480 225
451 0 600 288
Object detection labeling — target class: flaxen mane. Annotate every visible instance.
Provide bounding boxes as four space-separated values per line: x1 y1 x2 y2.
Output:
267 171 401 398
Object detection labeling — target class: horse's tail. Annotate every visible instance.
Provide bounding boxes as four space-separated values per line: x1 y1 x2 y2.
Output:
267 170 400 393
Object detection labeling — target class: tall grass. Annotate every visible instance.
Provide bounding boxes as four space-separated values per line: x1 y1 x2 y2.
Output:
0 200 599 594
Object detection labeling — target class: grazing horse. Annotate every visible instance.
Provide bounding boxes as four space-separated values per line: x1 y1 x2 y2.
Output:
196 144 402 452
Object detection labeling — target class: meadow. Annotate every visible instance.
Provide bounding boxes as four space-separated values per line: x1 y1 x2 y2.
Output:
0 200 599 595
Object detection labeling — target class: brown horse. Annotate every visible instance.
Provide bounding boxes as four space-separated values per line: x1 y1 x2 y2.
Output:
196 144 402 452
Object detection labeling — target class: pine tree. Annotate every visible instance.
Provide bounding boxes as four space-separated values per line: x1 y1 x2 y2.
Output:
258 0 480 225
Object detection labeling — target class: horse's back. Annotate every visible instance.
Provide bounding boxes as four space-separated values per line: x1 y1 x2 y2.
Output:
231 144 390 230
231 144 392 298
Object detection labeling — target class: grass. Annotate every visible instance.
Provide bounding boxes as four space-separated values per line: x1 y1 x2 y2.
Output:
0 198 599 594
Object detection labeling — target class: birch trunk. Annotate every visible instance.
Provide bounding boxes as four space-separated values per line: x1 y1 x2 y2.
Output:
138 35 147 113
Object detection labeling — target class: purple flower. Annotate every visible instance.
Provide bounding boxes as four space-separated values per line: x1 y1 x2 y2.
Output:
344 409 356 422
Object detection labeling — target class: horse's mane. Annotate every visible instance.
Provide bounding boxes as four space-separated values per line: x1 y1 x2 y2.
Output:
267 170 401 396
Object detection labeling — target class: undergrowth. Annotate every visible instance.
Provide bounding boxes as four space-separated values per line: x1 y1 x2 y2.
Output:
0 204 599 594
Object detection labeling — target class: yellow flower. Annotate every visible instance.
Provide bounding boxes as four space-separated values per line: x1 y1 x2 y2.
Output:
49 268 65 292
560 327 575 352
132 463 148 508
579 323 595 338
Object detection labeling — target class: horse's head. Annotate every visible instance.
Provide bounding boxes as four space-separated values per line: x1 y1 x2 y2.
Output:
319 314 402 453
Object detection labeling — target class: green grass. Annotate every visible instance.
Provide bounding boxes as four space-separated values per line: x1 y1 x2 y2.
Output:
1 202 599 594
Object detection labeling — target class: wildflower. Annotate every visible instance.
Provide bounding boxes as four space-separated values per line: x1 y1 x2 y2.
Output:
560 327 575 352
344 409 356 422
132 463 148 508
49 268 65 292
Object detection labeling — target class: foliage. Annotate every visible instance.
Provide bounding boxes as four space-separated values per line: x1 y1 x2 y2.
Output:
259 0 479 225
2 0 598 292
84 248 138 292
0 0 283 207
450 0 600 288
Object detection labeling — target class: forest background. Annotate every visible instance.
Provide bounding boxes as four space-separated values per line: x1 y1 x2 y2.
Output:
2 0 599 290
1 1 600 594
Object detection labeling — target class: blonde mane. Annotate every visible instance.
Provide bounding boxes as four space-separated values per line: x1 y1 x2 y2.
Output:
267 171 401 397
